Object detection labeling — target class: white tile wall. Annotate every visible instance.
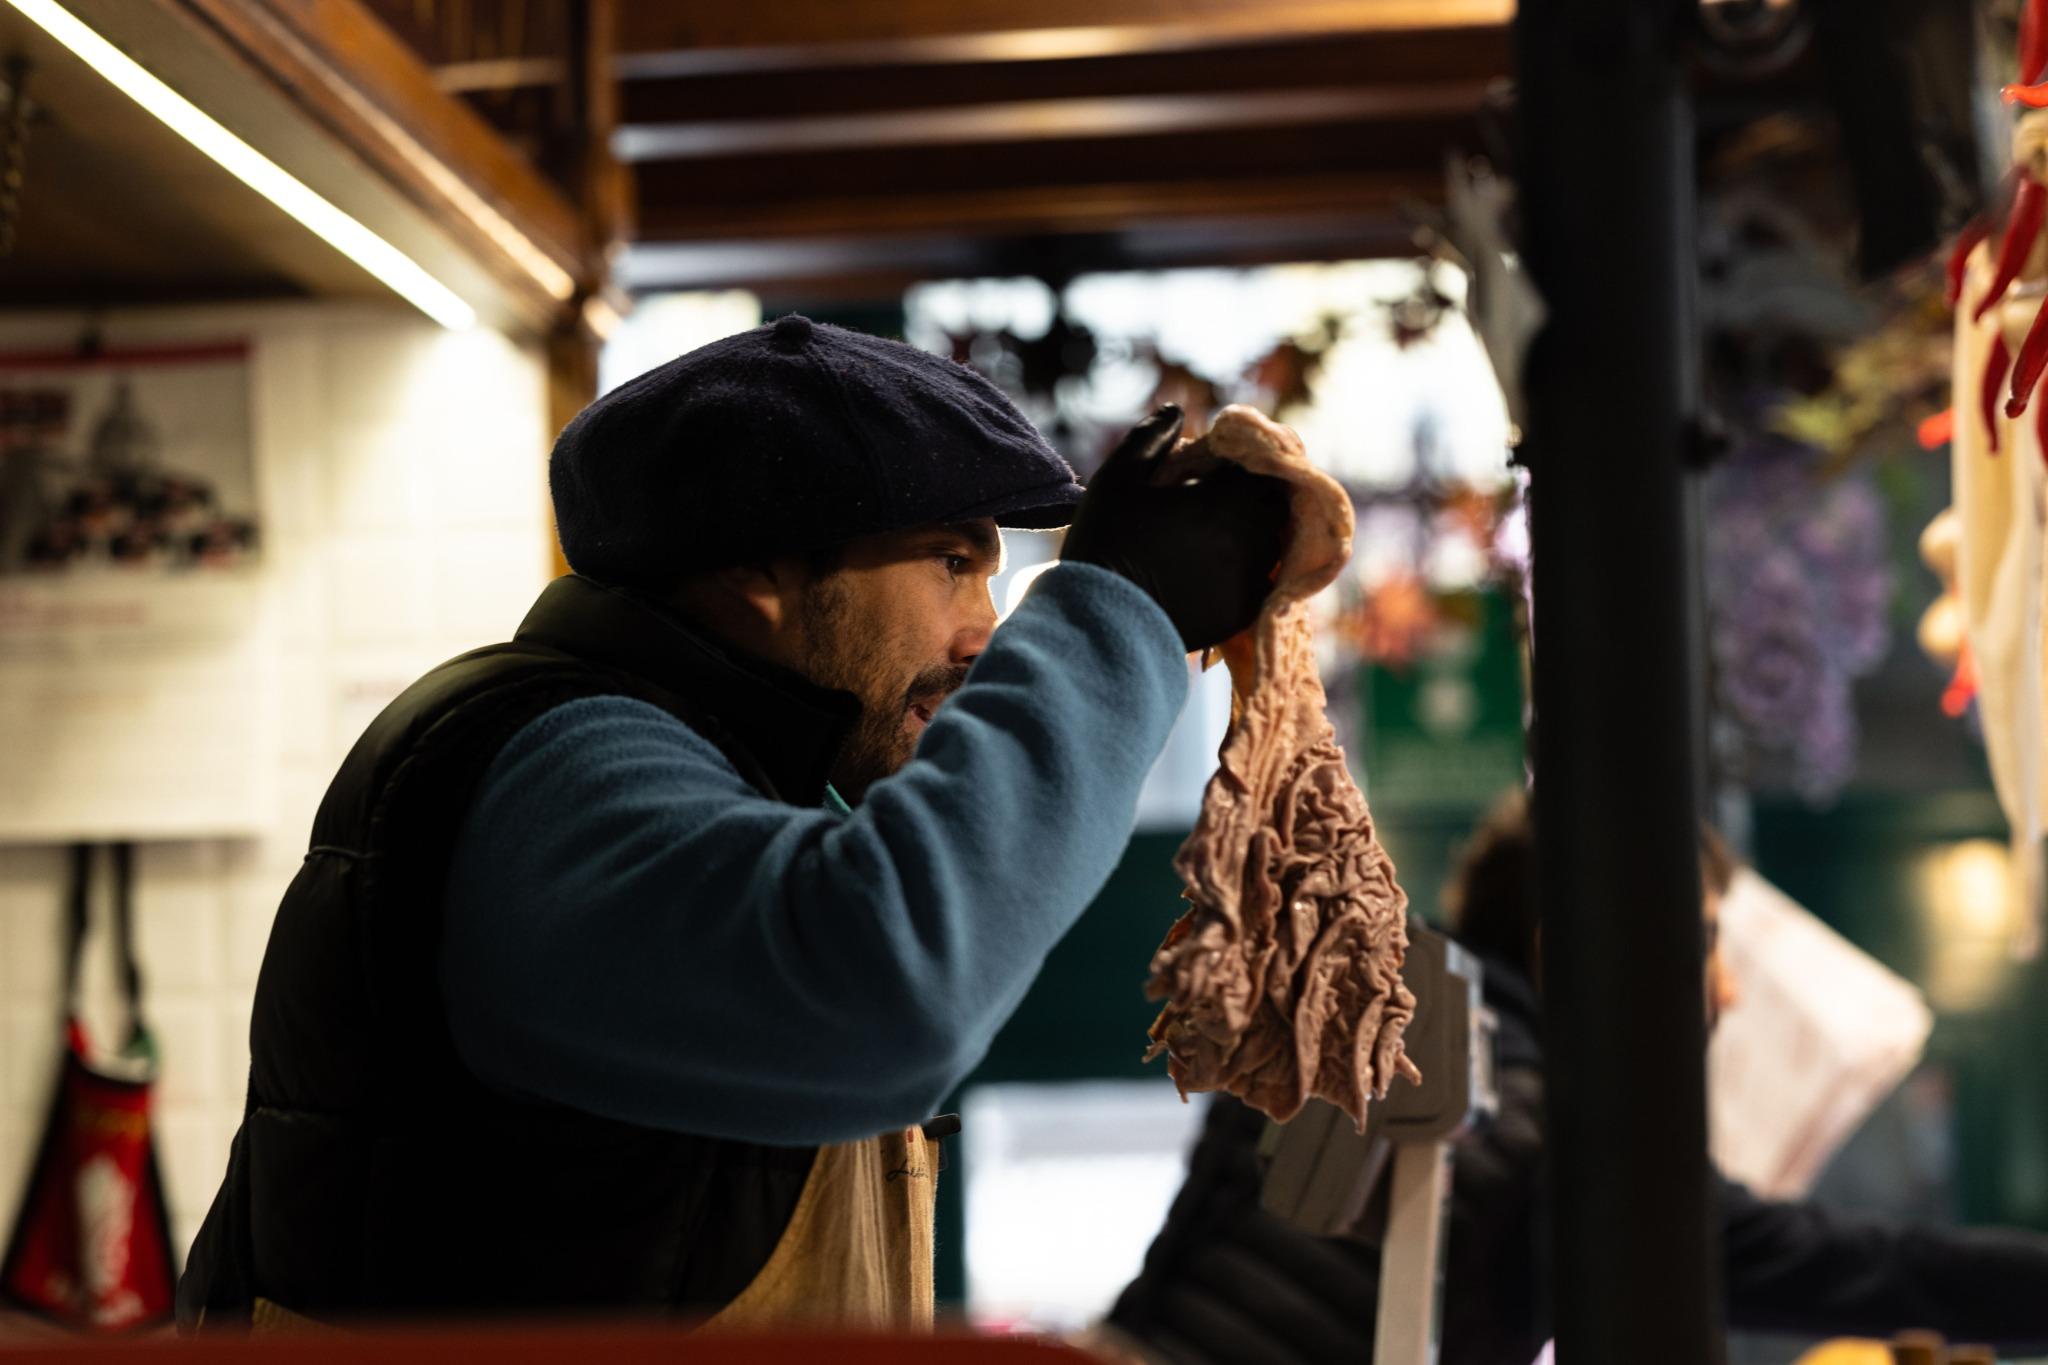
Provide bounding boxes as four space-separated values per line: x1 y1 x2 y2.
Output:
0 303 553 1262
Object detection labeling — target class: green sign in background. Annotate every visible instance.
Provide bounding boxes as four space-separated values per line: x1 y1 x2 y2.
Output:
1356 588 1527 809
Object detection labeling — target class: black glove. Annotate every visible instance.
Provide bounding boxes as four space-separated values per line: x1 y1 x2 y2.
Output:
1062 405 1293 652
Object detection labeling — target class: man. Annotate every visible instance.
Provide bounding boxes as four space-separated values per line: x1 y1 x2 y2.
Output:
1101 792 2048 1364
177 314 1292 1330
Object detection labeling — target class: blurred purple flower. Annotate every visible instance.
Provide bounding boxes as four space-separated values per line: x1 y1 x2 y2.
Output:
1792 673 1858 802
1705 429 1893 802
1716 557 1823 739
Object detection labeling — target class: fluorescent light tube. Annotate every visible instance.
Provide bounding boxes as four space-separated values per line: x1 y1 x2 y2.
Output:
6 0 479 330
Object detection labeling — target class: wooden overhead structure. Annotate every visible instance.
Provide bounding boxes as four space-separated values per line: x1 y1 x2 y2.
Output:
0 0 614 336
380 0 1515 298
0 0 1510 316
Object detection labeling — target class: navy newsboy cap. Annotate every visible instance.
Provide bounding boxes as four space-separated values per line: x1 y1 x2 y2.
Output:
550 313 1085 583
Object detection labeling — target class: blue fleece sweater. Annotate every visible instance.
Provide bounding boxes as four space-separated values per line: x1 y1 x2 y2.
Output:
440 563 1189 1146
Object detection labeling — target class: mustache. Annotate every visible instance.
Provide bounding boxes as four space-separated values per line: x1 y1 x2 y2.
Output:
906 664 971 709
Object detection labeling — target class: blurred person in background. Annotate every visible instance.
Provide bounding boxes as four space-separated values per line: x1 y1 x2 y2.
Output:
1096 790 2048 1365
176 316 1291 1332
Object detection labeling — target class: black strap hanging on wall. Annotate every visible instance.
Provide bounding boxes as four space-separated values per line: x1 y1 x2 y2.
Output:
61 843 90 1033
1 840 177 1330
109 843 148 1057
58 843 150 1058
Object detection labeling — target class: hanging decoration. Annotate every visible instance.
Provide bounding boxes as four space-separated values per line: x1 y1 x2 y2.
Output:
1005 313 1097 403
1 844 178 1332
924 265 1526 676
1688 107 1958 806
1769 291 1952 469
1244 314 1345 420
1381 272 1455 351
1334 572 1440 670
1925 0 2048 955
1704 430 1894 802
1139 350 1223 441
1954 0 2048 432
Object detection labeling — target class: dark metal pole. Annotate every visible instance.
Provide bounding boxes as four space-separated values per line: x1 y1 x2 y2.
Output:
1516 1 1722 1362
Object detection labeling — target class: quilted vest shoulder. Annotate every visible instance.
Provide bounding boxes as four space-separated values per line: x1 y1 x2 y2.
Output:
185 627 814 1323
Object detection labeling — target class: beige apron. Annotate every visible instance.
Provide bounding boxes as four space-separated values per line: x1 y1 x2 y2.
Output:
244 1125 937 1334
700 781 939 1329
702 1124 936 1332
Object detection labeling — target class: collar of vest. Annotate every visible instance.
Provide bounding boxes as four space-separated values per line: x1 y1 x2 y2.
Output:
513 574 860 806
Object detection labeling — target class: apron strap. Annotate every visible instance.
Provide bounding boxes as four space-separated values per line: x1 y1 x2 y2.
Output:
921 1114 960 1173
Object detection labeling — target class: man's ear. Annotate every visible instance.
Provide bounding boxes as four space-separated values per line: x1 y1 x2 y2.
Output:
711 560 797 630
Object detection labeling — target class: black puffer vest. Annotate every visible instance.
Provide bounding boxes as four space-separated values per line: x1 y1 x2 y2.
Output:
177 575 861 1326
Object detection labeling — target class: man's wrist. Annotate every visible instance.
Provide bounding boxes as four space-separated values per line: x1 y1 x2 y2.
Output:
1028 562 1187 666
1057 552 1178 644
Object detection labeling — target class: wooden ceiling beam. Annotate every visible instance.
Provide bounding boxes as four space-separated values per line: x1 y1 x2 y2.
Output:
616 85 1492 162
435 55 568 94
632 172 1437 246
617 27 1509 127
616 0 1513 66
629 108 1472 211
620 215 1424 296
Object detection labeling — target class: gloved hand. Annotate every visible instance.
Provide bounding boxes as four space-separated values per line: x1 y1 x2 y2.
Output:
1062 405 1293 651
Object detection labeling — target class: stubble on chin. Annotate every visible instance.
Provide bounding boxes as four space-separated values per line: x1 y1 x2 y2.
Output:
830 713 916 804
796 577 910 803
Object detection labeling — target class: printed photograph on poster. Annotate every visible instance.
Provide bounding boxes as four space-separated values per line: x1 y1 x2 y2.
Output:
0 343 257 576
0 340 272 843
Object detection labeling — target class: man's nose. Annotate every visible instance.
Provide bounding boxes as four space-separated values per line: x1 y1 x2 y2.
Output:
952 587 998 662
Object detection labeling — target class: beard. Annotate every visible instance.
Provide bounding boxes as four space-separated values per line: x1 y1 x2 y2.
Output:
797 575 967 804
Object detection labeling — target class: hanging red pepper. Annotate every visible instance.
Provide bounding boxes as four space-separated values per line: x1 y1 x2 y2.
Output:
2036 375 2048 460
1942 640 1978 718
1976 176 2047 323
1918 408 1956 450
2025 0 2048 85
1948 216 1993 308
2003 1 2048 103
2010 299 2048 419
1986 332 2013 453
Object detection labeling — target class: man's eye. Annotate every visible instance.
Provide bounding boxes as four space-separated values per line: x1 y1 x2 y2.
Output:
942 554 970 575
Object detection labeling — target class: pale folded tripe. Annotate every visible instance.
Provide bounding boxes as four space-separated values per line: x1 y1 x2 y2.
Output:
1145 406 1421 1131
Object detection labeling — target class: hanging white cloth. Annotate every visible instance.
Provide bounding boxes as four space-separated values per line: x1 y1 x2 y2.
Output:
1950 236 2048 956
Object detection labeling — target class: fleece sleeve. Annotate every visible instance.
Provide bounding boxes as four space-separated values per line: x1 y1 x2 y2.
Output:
440 562 1190 1145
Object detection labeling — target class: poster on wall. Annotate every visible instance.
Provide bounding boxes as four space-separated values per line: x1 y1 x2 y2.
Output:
0 342 274 843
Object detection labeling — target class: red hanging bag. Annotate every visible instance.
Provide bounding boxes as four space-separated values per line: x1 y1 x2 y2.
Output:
1 843 178 1331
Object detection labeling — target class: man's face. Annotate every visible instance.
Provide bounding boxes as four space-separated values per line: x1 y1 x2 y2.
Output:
791 518 1003 802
